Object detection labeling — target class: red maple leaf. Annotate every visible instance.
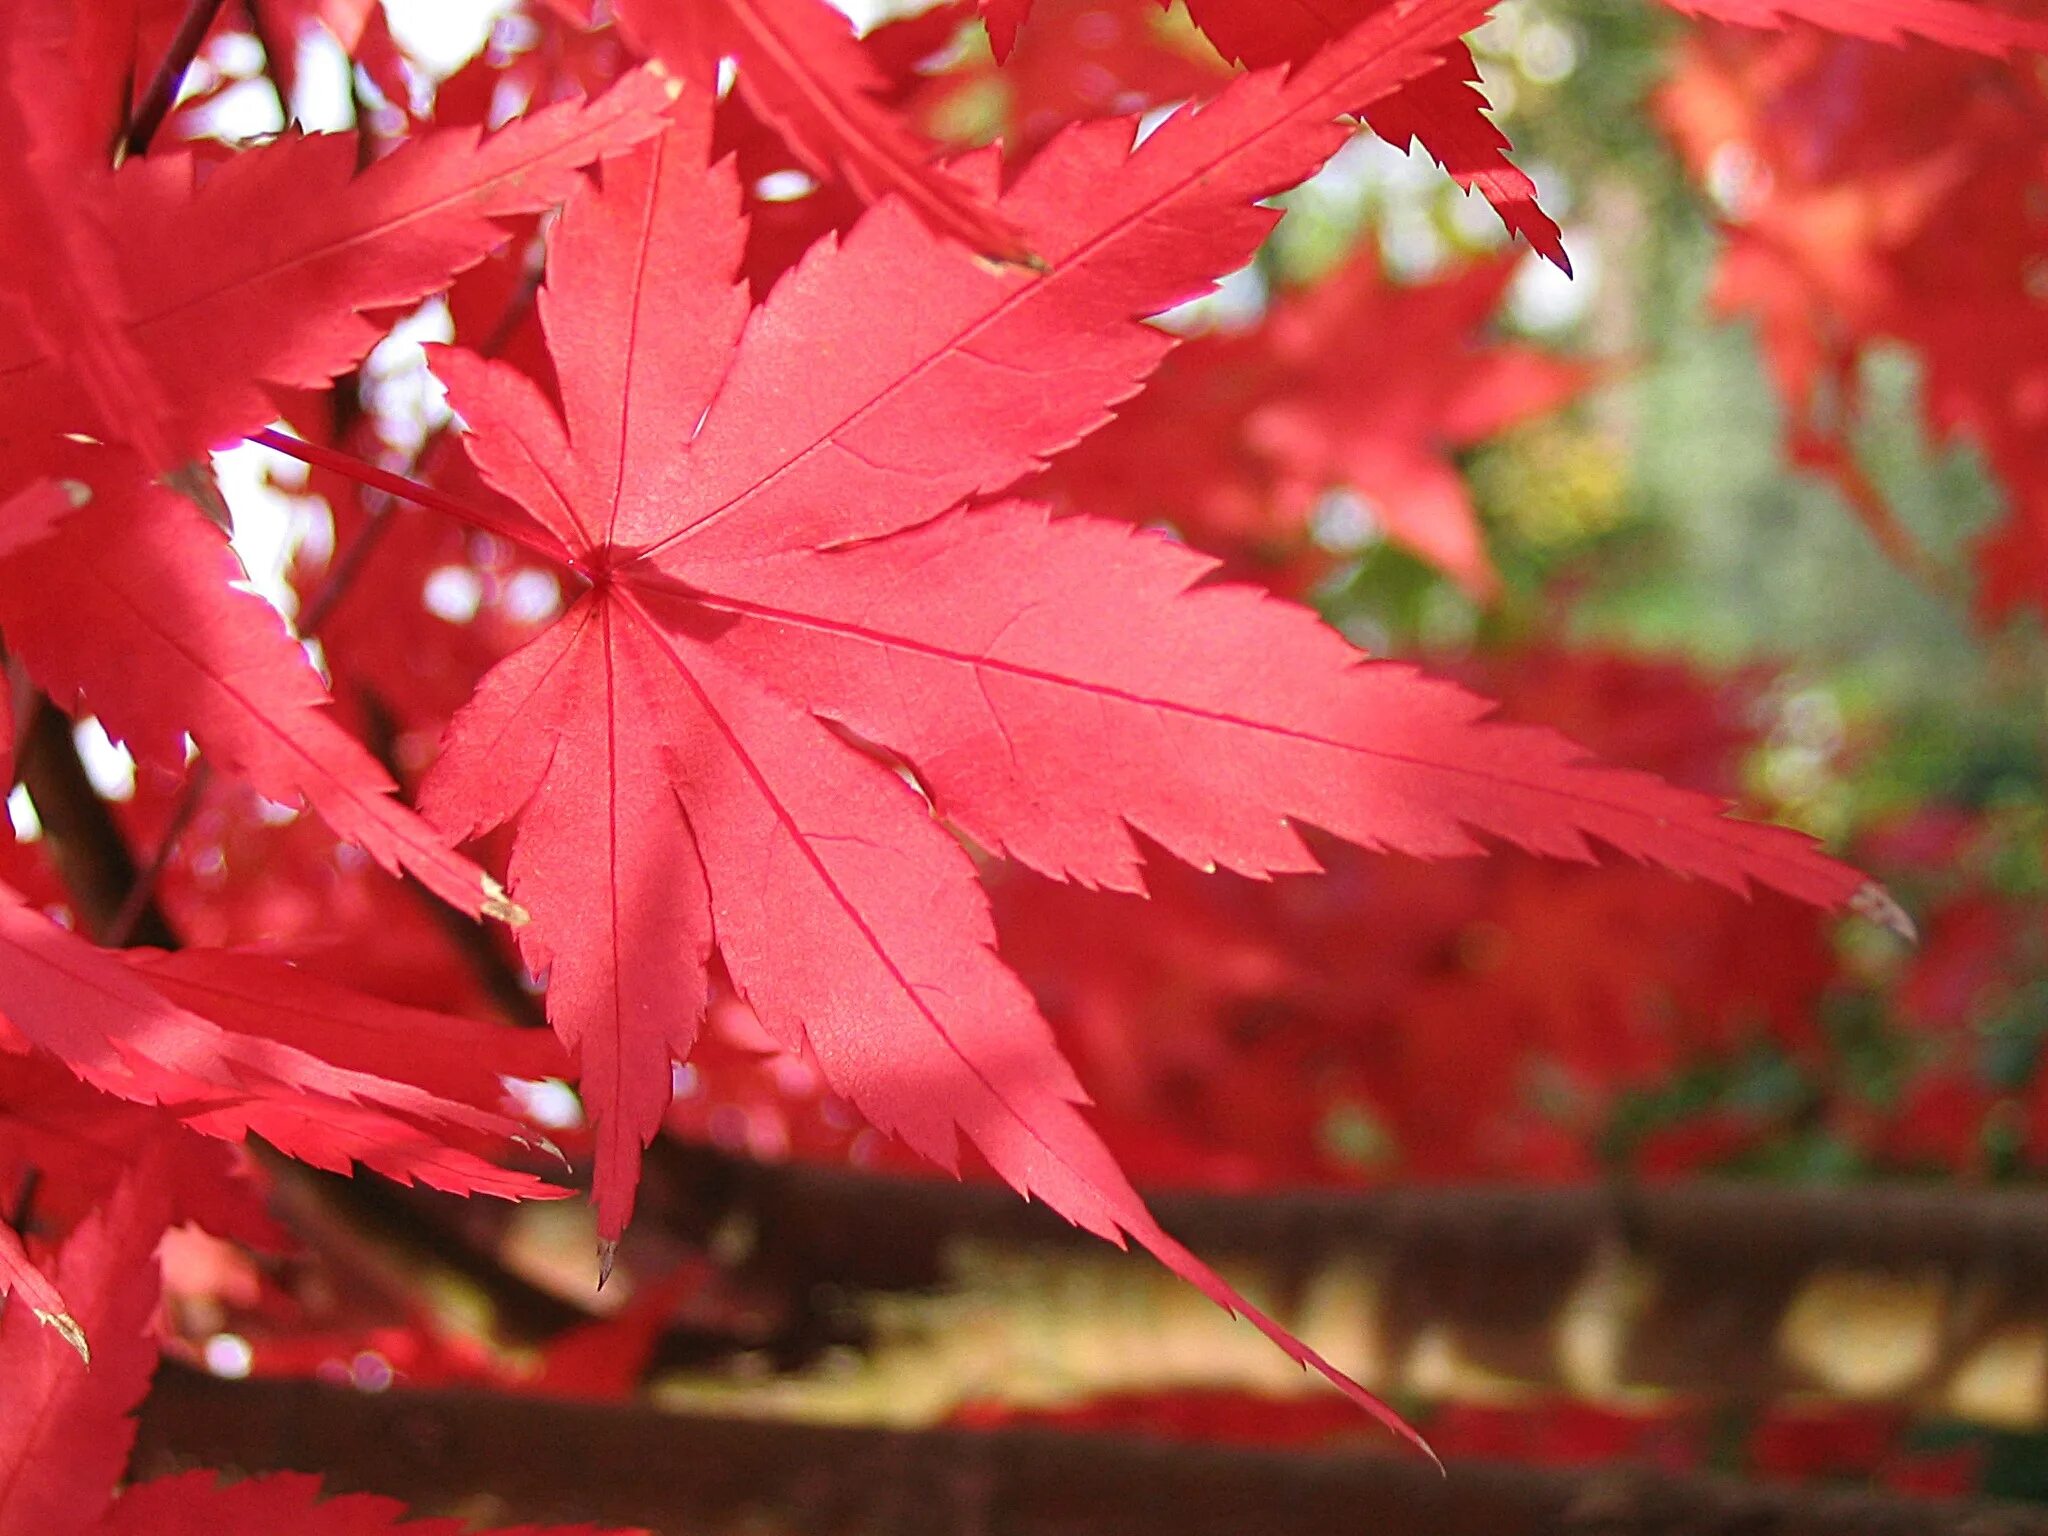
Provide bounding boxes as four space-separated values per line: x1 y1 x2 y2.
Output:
612 0 1032 263
1043 247 1591 598
0 13 669 496
0 4 673 921
0 469 519 922
280 4 1895 1440
1664 0 2048 54
977 0 1568 267
0 1156 644 1536
0 1155 168 1530
1660 21 2048 613
913 0 1234 162
0 878 565 1202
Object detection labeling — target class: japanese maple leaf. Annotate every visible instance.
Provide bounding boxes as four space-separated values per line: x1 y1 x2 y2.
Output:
0 465 514 921
915 0 1234 162
0 14 672 920
987 0 2048 63
982 649 1838 1189
0 1217 74 1361
405 0 1880 1434
706 7 980 295
977 0 1568 267
0 1049 301 1279
1659 25 2048 615
612 0 1031 263
0 16 670 498
0 880 563 1200
0 1160 644 1536
0 1156 168 1531
1044 248 1591 598
1664 0 2048 54
0 4 177 487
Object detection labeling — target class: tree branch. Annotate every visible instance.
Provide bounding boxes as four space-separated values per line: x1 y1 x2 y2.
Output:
132 1367 2048 1536
645 1147 2048 1430
15 698 178 947
123 0 230 159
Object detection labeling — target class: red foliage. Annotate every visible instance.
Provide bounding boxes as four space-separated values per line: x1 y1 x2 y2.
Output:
0 0 2034 1520
1663 15 2048 613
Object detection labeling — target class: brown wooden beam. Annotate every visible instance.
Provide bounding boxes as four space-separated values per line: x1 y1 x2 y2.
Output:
644 1148 2048 1427
133 1366 2048 1536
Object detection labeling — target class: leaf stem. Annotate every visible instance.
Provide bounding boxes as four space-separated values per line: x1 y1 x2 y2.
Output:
123 0 231 159
297 272 546 634
249 429 568 569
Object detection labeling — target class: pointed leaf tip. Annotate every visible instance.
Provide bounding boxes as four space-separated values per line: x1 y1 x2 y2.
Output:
31 1309 90 1365
596 1239 618 1290
483 878 530 927
1851 880 1917 944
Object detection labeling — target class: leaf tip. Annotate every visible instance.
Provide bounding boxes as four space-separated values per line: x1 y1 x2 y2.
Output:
33 1308 90 1365
1850 880 1916 944
596 1239 618 1290
520 1132 571 1171
483 877 530 927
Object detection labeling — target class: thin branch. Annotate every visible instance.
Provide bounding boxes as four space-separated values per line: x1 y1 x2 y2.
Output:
15 699 178 947
250 429 568 569
123 0 231 159
104 764 210 948
288 260 548 637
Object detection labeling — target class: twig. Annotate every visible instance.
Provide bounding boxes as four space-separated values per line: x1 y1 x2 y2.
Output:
14 699 178 947
123 0 231 159
251 430 565 569
286 265 547 638
104 764 211 948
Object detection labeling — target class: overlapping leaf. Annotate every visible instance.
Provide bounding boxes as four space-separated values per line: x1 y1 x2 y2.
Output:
1661 23 2048 615
0 468 512 920
613 0 1030 261
978 0 1567 266
0 6 671 922
1042 248 1590 597
0 23 670 489
0 881 562 1198
0 1158 641 1536
0 1157 167 1531
1666 0 2048 54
